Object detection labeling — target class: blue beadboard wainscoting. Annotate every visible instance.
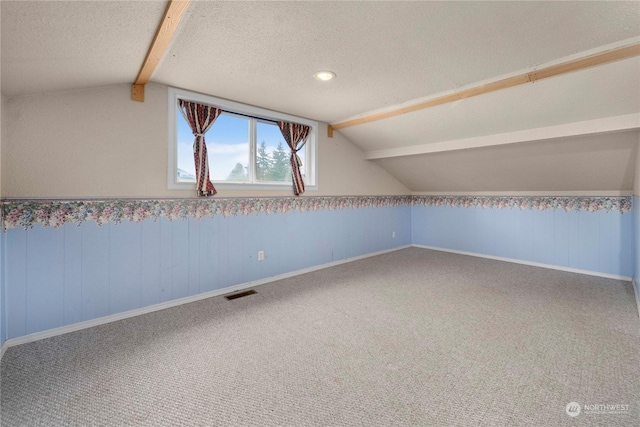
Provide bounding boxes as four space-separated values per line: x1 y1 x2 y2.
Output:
0 195 635 348
1 225 5 346
3 202 411 341
412 200 634 279
635 196 640 278
634 196 640 316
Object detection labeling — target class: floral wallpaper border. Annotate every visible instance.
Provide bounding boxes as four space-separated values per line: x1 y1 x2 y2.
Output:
412 195 632 213
0 195 632 230
0 196 411 230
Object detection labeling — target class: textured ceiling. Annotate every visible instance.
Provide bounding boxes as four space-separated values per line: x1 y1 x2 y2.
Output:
341 56 640 153
2 1 640 193
155 0 640 123
1 1 166 96
375 130 639 193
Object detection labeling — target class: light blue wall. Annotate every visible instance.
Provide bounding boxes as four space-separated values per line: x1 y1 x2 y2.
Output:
634 196 639 281
1 226 5 346
412 205 634 278
2 200 637 343
4 206 411 339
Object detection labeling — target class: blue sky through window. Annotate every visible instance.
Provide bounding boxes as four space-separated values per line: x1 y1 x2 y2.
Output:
177 107 304 181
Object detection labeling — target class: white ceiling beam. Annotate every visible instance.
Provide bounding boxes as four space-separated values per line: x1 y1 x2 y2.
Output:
364 113 640 160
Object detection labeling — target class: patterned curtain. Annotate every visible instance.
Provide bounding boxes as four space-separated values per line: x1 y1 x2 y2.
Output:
278 121 311 196
178 100 222 197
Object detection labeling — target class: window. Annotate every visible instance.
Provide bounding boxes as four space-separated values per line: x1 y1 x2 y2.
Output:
168 87 317 191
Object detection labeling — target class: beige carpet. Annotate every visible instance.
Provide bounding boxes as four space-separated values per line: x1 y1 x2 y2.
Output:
1 247 639 426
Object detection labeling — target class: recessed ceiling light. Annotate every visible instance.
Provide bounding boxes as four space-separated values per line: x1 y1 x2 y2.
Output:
313 71 336 81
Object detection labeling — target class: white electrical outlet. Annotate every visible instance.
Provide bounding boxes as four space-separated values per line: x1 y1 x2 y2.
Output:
258 250 264 261
392 231 396 238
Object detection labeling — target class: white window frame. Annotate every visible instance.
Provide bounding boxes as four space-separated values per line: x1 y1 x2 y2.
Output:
168 87 318 191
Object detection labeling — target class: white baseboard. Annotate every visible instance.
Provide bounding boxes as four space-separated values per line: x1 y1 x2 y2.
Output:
412 244 633 282
633 278 640 319
0 245 411 355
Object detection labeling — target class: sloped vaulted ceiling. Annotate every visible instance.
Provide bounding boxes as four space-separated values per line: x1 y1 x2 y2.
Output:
375 131 638 193
2 1 639 193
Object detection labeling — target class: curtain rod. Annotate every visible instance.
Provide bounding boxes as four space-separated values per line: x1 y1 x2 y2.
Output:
222 109 279 125
178 98 315 129
178 97 286 125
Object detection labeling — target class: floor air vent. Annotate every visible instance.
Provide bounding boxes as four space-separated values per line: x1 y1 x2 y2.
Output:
225 290 257 300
